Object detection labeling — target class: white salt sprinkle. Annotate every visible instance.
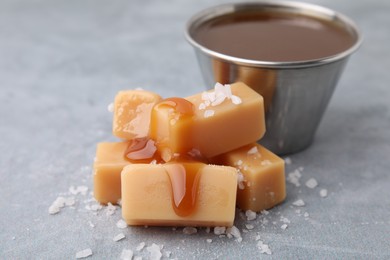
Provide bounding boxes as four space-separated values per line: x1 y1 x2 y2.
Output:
287 169 302 187
237 170 245 190
204 110 215 118
136 242 146 251
48 196 75 215
284 157 292 165
304 212 310 218
320 189 328 198
183 227 197 235
292 199 305 207
120 249 133 260
113 233 126 242
305 178 318 189
281 224 288 230
116 219 127 229
69 185 88 195
247 146 259 155
257 241 272 255
227 226 242 242
245 224 254 230
146 243 162 260
105 203 116 216
107 103 114 113
214 226 226 235
76 248 93 259
245 210 257 221
206 239 213 243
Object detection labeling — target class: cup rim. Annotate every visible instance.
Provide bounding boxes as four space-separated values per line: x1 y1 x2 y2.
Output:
185 1 363 69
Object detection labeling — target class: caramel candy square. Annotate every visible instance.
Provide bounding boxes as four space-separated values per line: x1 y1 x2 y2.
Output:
211 143 286 212
113 90 162 140
93 142 131 204
121 163 237 227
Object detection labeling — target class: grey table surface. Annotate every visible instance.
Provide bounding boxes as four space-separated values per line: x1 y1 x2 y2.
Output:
1 0 389 259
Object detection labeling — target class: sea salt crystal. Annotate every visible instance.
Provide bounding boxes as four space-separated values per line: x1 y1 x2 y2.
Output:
227 226 241 242
237 170 245 190
48 197 68 214
88 221 95 228
305 178 318 189
204 110 215 118
116 219 127 229
113 233 126 242
257 241 272 255
260 160 272 166
136 242 146 251
120 249 133 260
146 243 162 260
320 189 328 198
245 224 254 230
69 185 88 195
284 157 292 165
292 199 305 207
89 204 102 211
281 224 288 230
287 169 302 187
199 103 206 110
105 203 116 216
231 95 242 105
107 103 114 113
76 248 93 259
280 216 290 223
214 226 226 235
206 239 213 243
245 210 257 221
304 212 310 218
260 210 269 215
247 146 259 155
183 227 197 235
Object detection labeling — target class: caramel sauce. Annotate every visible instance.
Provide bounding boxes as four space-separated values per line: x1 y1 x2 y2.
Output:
194 10 356 62
164 161 204 217
124 138 162 164
156 97 194 115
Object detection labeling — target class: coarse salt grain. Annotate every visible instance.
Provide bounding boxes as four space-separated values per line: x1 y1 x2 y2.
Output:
146 243 162 260
69 185 88 195
304 212 310 218
76 248 93 259
320 189 328 198
113 233 126 242
116 219 127 229
257 241 272 255
136 242 146 251
281 224 288 230
206 239 212 243
107 103 114 113
245 224 254 230
204 110 215 118
227 226 242 242
214 226 226 235
120 249 133 260
292 199 305 207
305 178 318 189
245 210 257 221
237 170 245 190
183 227 197 235
105 203 116 216
247 146 259 155
287 169 302 187
284 157 292 165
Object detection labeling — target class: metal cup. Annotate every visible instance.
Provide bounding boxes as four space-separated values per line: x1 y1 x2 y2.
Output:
185 1 362 155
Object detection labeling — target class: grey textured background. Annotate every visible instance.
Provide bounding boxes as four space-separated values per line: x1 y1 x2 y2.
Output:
1 0 390 259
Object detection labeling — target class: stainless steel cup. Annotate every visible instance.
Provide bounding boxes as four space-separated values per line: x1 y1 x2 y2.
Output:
185 1 362 155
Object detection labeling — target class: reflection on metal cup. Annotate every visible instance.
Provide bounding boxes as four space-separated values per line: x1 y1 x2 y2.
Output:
185 1 362 155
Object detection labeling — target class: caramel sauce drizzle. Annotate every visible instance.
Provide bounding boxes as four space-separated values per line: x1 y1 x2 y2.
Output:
164 161 204 217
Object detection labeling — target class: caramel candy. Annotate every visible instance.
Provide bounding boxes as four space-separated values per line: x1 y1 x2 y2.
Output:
121 163 237 227
113 90 162 140
93 142 131 204
150 82 265 161
211 143 286 212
